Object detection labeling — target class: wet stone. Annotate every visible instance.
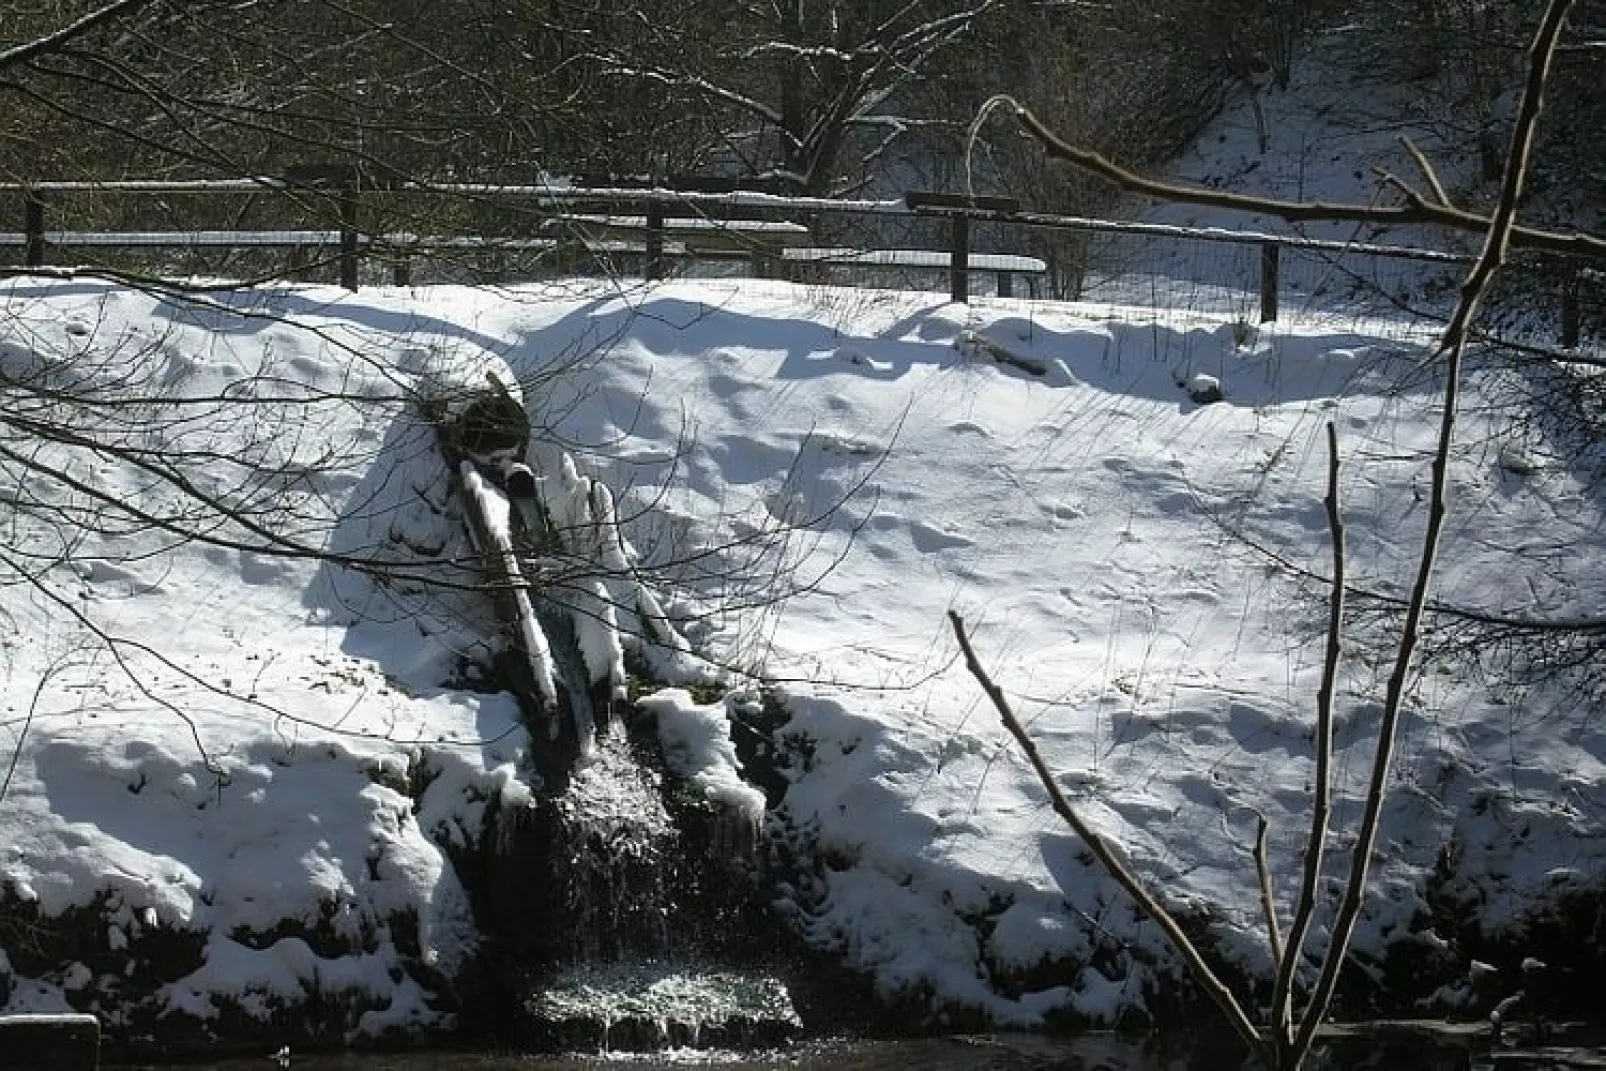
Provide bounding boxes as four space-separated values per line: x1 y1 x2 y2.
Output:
521 963 801 1052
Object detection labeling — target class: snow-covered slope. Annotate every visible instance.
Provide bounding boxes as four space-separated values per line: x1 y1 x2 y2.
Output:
1 266 1601 1039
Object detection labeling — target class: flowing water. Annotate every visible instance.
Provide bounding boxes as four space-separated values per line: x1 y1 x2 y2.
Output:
101 730 1606 1067
107 1037 1189 1071
551 731 677 963
96 646 1606 1069
503 728 801 1052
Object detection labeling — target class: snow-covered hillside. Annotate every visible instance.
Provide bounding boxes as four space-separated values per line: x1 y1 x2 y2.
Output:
1 264 1602 1044
2 30 1604 1053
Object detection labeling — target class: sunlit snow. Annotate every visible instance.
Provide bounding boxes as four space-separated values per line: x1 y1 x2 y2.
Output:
1 45 1603 1039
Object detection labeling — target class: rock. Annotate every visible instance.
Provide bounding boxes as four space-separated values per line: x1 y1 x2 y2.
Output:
1187 373 1224 404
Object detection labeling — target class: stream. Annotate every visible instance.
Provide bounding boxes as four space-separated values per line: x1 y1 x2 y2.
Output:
101 1031 1606 1071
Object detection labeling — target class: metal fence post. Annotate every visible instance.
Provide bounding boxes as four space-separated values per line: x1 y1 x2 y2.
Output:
950 213 970 304
23 193 45 268
1259 242 1280 322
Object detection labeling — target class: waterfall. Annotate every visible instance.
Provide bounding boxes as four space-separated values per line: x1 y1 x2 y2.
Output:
425 379 802 1051
551 734 676 963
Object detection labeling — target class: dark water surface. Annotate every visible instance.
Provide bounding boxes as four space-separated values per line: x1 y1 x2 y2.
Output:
103 1035 1261 1071
102 1032 1606 1071
103 1030 1568 1071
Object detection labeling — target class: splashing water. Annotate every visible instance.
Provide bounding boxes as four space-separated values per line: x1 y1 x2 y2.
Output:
516 711 799 1051
552 732 678 963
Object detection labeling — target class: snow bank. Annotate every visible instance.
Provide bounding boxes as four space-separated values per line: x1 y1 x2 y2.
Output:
2 260 1603 1042
639 689 766 831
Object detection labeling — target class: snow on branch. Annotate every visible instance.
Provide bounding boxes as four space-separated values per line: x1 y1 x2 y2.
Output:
460 462 559 709
583 57 790 134
877 3 995 55
0 0 163 72
738 41 857 64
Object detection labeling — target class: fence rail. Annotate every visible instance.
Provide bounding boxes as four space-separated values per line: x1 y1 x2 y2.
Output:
1 177 1596 341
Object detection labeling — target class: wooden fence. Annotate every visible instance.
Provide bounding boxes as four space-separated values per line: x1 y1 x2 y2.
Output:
0 175 1597 341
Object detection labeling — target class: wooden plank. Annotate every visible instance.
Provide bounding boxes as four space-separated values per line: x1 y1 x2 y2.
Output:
905 190 1021 214
540 214 811 264
544 213 808 235
383 234 689 255
782 247 1047 273
0 232 691 256
0 229 344 247
282 162 361 188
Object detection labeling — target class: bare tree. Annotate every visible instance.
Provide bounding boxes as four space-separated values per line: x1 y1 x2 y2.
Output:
1 0 603 180
561 0 995 195
953 1 1584 1067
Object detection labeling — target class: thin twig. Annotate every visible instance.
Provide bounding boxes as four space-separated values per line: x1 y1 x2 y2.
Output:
1272 422 1346 1058
0 667 54 803
1253 812 1284 967
1400 137 1452 207
0 0 163 73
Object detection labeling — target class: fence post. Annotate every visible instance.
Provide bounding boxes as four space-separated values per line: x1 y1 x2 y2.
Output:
23 192 45 268
1562 269 1581 349
337 179 360 291
950 213 970 304
1259 241 1280 322
645 201 665 280
287 163 363 289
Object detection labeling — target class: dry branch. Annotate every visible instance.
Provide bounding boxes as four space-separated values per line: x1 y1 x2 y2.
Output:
0 0 164 73
963 2 1579 1067
1291 0 1577 1060
1272 422 1346 1058
992 92 1604 261
1253 812 1283 966
947 610 1272 1067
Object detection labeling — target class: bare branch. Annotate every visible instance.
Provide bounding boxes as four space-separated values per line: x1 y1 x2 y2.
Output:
1253 812 1284 967
589 60 791 134
1292 0 1578 1058
995 95 1606 260
1272 422 1346 1054
947 610 1271 1067
0 0 165 74
1400 136 1452 207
